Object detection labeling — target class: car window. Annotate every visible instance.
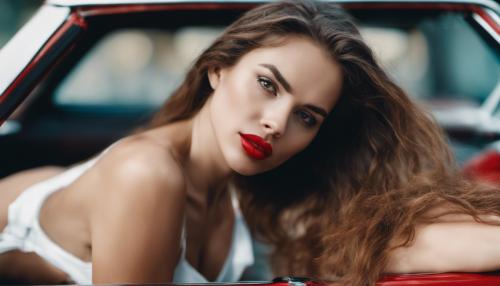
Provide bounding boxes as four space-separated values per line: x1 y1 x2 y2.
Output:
361 12 499 106
494 101 500 118
54 28 222 108
53 11 498 112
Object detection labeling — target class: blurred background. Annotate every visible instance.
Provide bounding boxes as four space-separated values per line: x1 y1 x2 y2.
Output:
0 1 43 48
0 1 499 173
3 2 496 110
0 0 498 280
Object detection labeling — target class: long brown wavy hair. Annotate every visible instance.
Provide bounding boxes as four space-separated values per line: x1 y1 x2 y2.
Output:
147 1 500 285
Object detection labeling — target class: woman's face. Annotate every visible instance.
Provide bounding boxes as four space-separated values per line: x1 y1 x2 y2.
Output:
208 36 343 175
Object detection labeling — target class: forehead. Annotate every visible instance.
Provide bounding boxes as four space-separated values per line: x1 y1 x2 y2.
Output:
234 37 344 112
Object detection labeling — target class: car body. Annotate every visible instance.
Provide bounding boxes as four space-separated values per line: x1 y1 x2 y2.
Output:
463 139 500 184
0 0 499 284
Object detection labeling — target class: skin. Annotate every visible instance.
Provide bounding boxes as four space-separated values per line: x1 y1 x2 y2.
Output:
386 210 500 273
1 36 500 283
0 36 343 283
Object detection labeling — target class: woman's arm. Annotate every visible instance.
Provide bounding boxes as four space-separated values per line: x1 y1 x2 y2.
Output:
87 141 186 283
386 221 500 274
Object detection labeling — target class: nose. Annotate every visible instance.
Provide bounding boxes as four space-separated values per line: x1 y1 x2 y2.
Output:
260 102 292 139
261 120 283 138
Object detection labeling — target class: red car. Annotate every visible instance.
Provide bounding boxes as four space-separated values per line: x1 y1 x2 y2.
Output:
464 140 500 184
0 0 499 285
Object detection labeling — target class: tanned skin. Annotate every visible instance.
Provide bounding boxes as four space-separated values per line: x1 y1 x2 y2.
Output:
2 37 500 283
0 120 235 283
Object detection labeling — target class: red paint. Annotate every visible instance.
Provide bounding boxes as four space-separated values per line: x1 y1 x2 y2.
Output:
2 1 497 122
77 3 255 17
240 133 272 160
376 273 500 285
314 273 500 285
344 3 479 11
205 273 500 286
464 150 500 184
0 12 87 109
472 7 500 35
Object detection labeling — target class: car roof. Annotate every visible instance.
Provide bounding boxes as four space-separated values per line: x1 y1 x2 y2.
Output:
46 0 500 12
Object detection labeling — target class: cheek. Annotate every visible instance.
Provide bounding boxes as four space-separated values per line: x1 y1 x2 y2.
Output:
276 129 317 161
210 73 257 137
217 74 263 120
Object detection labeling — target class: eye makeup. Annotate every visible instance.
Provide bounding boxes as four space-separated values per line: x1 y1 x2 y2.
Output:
258 63 292 93
255 66 326 129
296 110 317 128
257 76 278 95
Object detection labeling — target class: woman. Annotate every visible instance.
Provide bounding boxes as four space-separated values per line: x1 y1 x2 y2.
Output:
0 1 499 285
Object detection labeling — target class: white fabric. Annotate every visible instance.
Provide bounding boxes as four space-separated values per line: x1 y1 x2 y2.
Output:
173 190 254 283
0 144 254 284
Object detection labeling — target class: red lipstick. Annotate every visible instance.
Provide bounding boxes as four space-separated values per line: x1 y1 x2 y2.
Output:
239 133 273 160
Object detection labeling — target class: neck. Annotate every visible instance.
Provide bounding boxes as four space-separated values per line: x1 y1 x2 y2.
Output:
184 97 233 203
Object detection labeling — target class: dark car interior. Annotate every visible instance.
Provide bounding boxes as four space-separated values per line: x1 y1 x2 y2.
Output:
1 4 498 179
0 7 250 177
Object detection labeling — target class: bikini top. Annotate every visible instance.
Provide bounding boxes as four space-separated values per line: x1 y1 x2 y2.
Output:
2 141 254 284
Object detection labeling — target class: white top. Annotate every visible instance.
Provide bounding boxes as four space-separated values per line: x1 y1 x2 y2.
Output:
0 143 254 284
174 189 254 283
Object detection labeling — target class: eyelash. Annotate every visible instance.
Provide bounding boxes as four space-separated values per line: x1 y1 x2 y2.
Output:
296 110 317 128
257 76 317 128
257 76 277 95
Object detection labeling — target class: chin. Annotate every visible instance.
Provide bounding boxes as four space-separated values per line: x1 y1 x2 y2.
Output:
234 167 260 176
229 159 262 176
224 150 269 176
231 157 282 176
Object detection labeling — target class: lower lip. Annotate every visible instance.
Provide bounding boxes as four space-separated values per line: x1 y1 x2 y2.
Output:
240 135 271 160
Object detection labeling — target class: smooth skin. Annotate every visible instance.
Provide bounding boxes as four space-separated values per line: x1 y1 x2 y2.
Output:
386 210 500 273
0 36 343 283
1 36 500 283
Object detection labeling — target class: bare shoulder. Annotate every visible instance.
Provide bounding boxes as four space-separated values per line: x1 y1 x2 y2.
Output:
87 136 186 282
107 136 184 183
87 136 186 198
85 135 187 236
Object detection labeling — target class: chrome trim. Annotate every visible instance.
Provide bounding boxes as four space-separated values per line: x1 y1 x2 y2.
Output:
486 7 500 23
473 83 500 134
0 120 21 135
0 6 70 97
472 12 500 44
288 282 306 286
47 0 500 13
482 82 500 115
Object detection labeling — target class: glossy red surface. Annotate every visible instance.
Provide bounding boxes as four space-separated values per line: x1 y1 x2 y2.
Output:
77 3 255 16
307 273 500 286
464 151 500 184
377 273 500 285
249 274 500 286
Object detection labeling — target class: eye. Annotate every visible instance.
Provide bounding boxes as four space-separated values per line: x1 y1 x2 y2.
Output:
257 76 277 95
296 110 317 127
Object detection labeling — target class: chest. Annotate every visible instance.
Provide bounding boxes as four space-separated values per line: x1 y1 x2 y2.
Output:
184 197 235 281
38 186 92 262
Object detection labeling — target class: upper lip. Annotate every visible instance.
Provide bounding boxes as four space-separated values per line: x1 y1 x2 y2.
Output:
239 133 273 156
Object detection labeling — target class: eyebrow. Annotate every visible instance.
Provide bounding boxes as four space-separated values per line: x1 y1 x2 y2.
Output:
304 104 328 118
259 63 328 118
259 63 292 93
